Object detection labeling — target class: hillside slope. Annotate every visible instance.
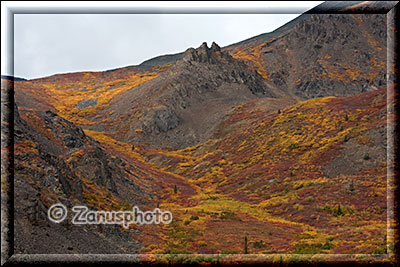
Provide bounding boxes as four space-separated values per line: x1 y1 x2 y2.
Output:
93 42 281 148
3 0 396 260
135 86 390 254
7 79 196 253
227 12 388 99
13 99 150 253
11 1 394 151
4 83 392 256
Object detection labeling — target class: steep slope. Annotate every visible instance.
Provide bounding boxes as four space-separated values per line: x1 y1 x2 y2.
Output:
3 0 395 259
226 12 389 99
10 1 393 152
13 100 153 253
8 81 392 255
107 2 394 102
3 76 199 254
13 65 168 125
94 42 282 149
137 86 390 254
106 1 396 84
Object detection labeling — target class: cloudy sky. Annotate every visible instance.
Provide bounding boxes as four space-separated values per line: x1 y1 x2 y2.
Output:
5 2 323 80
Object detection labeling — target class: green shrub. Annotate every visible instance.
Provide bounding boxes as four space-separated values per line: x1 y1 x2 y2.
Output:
322 204 353 216
305 196 314 202
321 241 334 250
372 245 387 254
333 204 343 217
244 236 248 254
83 195 96 202
219 211 237 220
288 143 299 151
253 240 266 249
190 215 199 220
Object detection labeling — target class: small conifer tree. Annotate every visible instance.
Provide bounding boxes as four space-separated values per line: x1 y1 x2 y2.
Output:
244 235 248 254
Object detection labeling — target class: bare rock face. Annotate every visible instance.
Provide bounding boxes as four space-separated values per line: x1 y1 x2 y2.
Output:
12 103 151 253
42 110 86 148
101 42 282 149
182 42 230 64
224 12 389 99
141 106 180 134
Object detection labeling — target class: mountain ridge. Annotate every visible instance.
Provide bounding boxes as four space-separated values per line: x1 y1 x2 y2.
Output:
12 1 396 83
94 41 281 148
2 0 396 259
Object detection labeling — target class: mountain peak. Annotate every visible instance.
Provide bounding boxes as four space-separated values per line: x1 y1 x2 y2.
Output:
182 41 228 64
199 41 208 49
210 42 221 51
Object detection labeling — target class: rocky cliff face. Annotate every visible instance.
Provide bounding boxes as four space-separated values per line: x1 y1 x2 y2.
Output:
226 12 389 99
99 42 282 149
13 102 152 253
14 104 150 201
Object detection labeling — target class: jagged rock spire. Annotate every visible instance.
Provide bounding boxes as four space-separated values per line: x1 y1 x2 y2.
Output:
210 42 221 51
182 41 229 64
199 42 208 49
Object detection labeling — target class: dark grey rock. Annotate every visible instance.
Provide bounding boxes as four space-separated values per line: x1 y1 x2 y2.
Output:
75 98 98 109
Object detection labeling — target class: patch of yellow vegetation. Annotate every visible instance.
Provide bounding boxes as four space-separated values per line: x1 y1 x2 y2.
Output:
83 129 147 163
42 71 159 125
232 41 271 81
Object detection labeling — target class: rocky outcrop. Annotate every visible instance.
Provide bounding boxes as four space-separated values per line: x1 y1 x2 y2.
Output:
75 98 98 109
140 106 180 134
12 103 151 253
224 12 389 99
42 110 87 148
14 174 142 254
102 42 281 148
182 42 231 64
175 42 275 97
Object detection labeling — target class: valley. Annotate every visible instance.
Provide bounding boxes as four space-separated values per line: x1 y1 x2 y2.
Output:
1 1 398 264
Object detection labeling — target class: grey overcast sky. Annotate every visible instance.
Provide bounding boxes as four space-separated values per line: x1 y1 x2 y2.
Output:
9 2 322 80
